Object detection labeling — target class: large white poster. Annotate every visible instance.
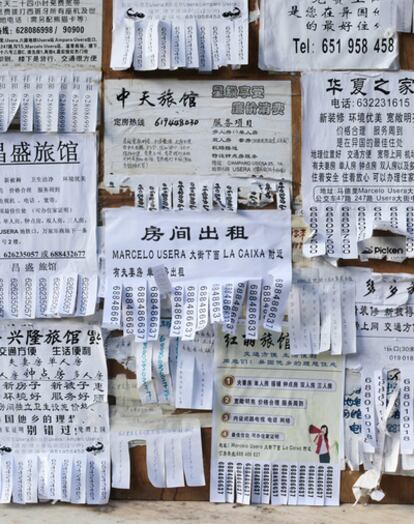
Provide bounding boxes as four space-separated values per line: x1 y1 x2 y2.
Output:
302 72 414 259
104 79 292 183
0 321 109 504
103 209 292 342
0 134 98 319
348 271 414 457
210 326 345 506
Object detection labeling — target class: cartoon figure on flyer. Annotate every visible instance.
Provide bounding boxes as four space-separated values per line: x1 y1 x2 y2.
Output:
309 424 330 463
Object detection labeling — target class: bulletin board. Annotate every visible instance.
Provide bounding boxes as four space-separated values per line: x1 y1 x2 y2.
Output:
101 0 414 503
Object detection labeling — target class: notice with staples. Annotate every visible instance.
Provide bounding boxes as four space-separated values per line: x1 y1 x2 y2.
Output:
111 0 248 71
0 321 109 504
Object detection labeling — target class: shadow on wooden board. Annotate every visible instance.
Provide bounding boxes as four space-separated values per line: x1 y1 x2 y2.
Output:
102 0 414 505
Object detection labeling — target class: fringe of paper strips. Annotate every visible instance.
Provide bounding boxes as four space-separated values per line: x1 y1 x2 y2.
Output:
0 70 100 133
111 417 204 490
350 372 401 503
303 204 414 260
0 452 111 504
111 1 248 71
103 276 290 343
288 269 357 356
105 328 215 409
210 461 340 506
129 180 289 213
0 273 98 319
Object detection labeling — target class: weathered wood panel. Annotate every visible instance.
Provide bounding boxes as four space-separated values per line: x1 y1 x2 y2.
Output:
102 0 414 503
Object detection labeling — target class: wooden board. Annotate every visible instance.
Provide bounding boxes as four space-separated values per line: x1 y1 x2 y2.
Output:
3 500 414 522
101 0 414 503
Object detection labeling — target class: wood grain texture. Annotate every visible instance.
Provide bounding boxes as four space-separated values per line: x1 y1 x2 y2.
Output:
102 0 414 503
2 501 414 522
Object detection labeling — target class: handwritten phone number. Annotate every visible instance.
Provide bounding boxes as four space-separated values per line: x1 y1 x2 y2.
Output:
154 118 199 128
321 38 395 55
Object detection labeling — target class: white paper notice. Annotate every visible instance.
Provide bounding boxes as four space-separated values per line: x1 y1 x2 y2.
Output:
174 328 215 410
347 270 414 464
0 321 109 505
260 0 399 71
0 134 98 319
380 0 414 33
302 72 414 259
107 324 214 409
136 336 172 405
111 0 248 71
211 326 345 506
344 369 403 474
288 268 357 356
0 0 102 69
104 79 292 182
103 209 292 342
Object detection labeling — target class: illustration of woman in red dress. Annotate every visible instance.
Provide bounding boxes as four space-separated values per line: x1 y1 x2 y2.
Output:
309 424 330 463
